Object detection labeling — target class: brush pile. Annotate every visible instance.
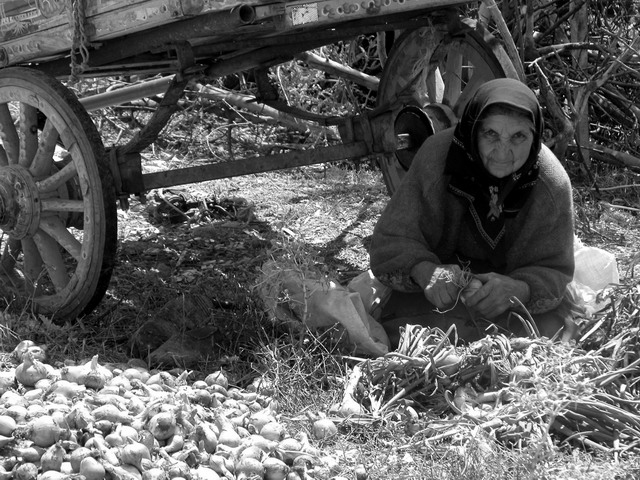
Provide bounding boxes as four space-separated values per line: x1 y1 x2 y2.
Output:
0 342 343 480
338 287 640 455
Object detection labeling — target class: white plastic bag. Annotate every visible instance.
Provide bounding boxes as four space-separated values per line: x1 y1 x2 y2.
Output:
258 262 391 356
571 236 619 316
573 236 619 291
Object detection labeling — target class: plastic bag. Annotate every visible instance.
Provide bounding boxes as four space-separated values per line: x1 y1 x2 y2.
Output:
571 236 619 316
258 263 391 356
573 237 619 291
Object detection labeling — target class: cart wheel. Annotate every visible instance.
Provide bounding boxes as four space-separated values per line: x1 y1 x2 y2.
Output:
377 18 520 195
0 67 116 320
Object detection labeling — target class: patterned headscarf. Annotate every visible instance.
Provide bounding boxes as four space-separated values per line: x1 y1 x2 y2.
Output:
445 78 543 251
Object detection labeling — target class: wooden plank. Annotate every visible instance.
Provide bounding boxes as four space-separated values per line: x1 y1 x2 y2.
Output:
0 0 245 67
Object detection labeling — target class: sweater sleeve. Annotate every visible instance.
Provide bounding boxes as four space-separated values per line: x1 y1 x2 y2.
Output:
369 131 454 292
506 146 575 313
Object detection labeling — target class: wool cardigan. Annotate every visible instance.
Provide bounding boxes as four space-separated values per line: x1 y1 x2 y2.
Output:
370 127 575 314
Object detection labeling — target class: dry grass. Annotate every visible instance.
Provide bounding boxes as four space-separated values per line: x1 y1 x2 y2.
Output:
3 62 640 478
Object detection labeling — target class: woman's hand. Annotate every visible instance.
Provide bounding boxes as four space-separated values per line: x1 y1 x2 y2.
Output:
411 262 464 309
463 272 530 318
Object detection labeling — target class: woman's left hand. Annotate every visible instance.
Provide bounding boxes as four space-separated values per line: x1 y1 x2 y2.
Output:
463 272 530 318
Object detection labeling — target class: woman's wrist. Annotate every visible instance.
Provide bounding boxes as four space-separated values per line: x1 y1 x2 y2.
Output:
410 261 438 290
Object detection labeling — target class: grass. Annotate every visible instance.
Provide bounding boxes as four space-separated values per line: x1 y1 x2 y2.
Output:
3 161 640 479
3 63 640 478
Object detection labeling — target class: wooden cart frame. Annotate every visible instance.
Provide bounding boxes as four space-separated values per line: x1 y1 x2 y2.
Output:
0 0 520 319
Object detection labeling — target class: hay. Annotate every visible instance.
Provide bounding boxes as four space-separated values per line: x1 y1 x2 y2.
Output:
340 308 640 454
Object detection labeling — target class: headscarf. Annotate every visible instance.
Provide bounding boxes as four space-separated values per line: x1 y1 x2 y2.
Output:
444 78 543 251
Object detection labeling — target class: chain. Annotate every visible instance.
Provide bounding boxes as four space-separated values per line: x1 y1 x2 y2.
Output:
69 0 91 83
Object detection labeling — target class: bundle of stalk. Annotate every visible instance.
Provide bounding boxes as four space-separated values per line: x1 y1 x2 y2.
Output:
339 324 640 453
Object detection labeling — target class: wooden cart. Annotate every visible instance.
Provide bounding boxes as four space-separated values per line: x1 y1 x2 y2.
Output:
0 0 519 319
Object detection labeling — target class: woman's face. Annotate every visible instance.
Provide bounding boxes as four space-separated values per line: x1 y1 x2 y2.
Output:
476 114 535 178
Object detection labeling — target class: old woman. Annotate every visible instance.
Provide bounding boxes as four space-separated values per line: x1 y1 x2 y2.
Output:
370 78 576 346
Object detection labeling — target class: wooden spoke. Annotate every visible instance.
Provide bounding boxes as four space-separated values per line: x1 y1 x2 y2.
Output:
19 104 39 169
0 237 20 275
0 145 8 167
30 120 59 178
0 104 19 164
39 216 83 262
41 198 84 213
442 42 464 108
21 237 44 296
32 229 70 292
36 161 77 194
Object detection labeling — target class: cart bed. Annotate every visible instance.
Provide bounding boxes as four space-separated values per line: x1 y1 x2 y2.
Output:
0 0 470 70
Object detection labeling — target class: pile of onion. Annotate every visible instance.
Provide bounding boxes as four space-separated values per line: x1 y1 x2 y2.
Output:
0 343 343 480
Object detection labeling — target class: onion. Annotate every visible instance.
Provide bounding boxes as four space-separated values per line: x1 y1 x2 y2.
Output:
40 472 68 480
92 404 133 424
66 404 94 430
0 415 17 436
260 422 285 442
194 423 218 454
0 371 15 395
25 415 61 447
138 430 157 454
192 466 221 480
0 435 13 448
80 456 106 480
69 447 93 473
120 442 151 471
142 468 167 480
85 355 114 390
217 428 241 449
14 462 38 480
312 419 337 440
162 433 184 454
204 371 228 389
277 437 303 464
11 445 45 462
122 368 151 383
263 457 289 480
247 411 276 433
61 364 89 385
208 455 234 478
15 351 51 387
235 457 264 480
40 441 65 472
105 431 125 447
147 411 177 441
5 404 28 423
117 425 140 443
48 380 86 399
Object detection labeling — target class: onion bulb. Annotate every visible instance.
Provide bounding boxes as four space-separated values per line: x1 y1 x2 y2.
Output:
0 371 15 395
204 371 228 389
312 419 337 440
192 466 221 480
69 447 93 473
194 423 218 454
147 411 177 441
0 415 17 436
15 351 51 387
80 456 106 480
120 442 151 471
263 457 289 480
85 355 114 390
23 416 61 447
14 462 38 480
235 457 264 480
40 442 65 472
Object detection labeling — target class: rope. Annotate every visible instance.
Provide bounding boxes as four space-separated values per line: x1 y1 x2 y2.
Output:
69 0 91 83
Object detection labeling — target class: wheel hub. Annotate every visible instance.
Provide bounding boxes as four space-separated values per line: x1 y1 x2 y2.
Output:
0 165 41 239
